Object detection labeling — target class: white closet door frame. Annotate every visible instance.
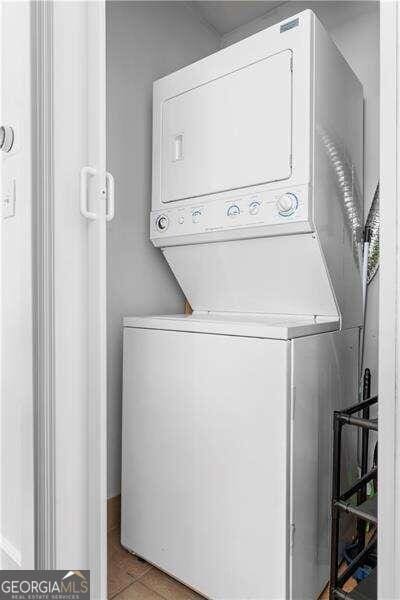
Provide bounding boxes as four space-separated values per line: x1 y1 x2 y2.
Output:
380 1 400 598
34 1 108 596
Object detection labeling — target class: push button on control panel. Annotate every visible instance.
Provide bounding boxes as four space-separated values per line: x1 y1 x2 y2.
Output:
192 210 202 224
249 201 261 215
156 214 169 231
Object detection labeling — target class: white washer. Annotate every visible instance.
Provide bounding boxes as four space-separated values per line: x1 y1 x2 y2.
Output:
121 314 358 600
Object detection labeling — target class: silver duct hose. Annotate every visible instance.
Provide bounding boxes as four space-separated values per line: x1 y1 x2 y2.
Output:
366 183 380 283
318 127 364 267
319 129 381 470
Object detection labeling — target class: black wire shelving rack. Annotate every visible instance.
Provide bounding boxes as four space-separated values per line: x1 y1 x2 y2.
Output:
329 370 378 600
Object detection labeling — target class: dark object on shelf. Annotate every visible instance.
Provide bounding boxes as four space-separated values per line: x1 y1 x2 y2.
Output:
350 569 377 600
343 540 374 583
329 369 378 600
333 569 377 600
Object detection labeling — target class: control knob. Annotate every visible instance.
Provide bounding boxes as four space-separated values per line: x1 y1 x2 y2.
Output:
276 193 298 217
227 204 240 218
156 214 169 231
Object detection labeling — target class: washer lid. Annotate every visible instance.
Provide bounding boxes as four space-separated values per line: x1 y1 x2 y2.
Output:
123 312 339 340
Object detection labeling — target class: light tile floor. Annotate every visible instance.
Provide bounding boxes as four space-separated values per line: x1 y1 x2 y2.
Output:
108 527 204 599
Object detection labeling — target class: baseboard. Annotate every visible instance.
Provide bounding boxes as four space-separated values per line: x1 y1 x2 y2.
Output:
0 534 21 567
107 495 121 532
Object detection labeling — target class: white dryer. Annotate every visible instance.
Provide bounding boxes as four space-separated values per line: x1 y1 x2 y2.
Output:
122 9 363 599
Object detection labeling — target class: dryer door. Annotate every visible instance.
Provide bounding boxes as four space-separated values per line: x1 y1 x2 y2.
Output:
161 49 293 203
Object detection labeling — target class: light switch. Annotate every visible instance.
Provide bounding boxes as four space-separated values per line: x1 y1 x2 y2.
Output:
3 178 16 219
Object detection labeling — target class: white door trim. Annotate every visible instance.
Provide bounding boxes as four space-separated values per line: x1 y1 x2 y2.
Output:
32 2 108 594
379 1 400 597
31 0 56 569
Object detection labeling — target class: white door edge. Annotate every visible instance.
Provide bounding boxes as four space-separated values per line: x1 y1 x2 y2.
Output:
33 1 108 596
86 2 108 597
379 1 400 598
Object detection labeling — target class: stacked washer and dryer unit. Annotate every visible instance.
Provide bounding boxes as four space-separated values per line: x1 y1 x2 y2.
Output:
122 10 363 600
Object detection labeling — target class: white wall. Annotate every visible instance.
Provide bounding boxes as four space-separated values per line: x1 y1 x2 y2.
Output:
106 1 220 498
222 0 380 395
1 1 34 568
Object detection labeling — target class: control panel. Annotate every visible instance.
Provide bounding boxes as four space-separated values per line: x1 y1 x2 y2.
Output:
151 185 309 240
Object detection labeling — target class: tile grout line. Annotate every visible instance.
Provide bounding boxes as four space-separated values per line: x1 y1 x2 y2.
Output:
109 575 136 599
112 577 166 600
133 568 174 600
137 580 171 600
135 569 205 600
125 564 153 583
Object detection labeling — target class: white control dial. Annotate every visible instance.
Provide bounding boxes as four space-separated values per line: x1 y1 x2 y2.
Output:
192 210 202 224
227 204 240 218
276 193 298 216
156 214 169 231
249 201 261 215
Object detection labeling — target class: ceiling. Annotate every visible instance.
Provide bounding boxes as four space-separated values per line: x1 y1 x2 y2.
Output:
188 1 286 35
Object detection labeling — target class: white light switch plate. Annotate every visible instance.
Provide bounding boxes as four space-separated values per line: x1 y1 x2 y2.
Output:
3 178 16 219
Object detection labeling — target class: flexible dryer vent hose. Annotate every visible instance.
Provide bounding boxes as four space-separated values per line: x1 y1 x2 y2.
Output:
365 183 380 283
318 127 364 268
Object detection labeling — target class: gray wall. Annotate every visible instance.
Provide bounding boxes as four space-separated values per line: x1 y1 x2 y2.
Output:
106 2 220 498
222 1 380 395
